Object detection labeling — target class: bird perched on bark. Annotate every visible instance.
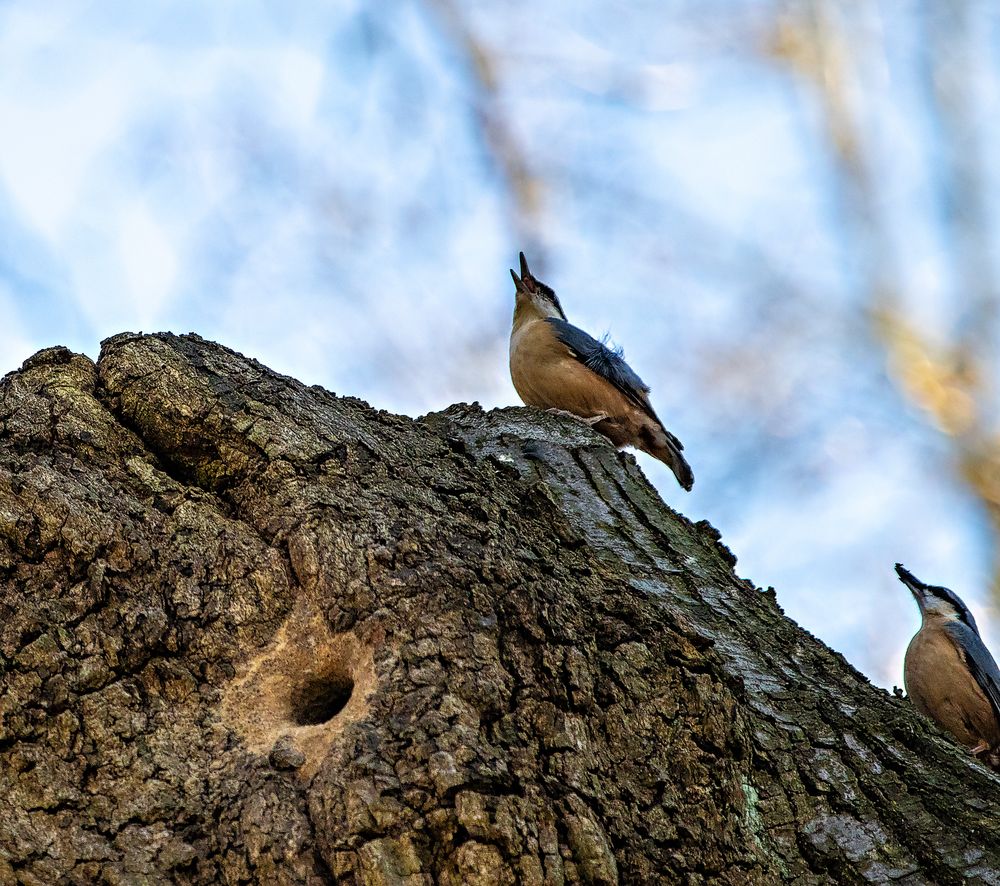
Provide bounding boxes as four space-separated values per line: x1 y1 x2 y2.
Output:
895 563 1000 760
508 252 693 490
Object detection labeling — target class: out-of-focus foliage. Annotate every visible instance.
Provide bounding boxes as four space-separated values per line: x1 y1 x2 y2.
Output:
2 0 999 685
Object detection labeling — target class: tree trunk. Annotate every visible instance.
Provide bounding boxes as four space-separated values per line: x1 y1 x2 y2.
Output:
1 332 998 885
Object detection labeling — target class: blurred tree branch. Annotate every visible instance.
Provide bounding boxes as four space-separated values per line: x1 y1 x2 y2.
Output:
423 0 543 250
771 0 1000 590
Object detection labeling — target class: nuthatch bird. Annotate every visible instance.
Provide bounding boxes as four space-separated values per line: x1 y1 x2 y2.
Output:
508 252 694 490
896 563 1000 758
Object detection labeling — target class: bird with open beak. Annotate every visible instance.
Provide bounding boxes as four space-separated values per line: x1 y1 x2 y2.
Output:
508 252 694 490
896 563 1000 761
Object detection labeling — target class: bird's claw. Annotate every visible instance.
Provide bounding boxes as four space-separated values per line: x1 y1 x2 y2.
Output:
545 408 608 426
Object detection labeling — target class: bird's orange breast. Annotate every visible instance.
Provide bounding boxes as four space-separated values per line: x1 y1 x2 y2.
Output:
904 625 1000 748
510 320 630 421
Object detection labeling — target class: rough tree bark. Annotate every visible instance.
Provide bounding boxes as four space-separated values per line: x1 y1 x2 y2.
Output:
1 333 999 886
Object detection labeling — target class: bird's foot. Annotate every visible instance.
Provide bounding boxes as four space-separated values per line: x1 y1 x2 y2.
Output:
545 408 608 426
969 740 990 757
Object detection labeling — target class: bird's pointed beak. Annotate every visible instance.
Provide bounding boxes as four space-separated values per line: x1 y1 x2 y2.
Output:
519 251 530 279
895 563 929 609
510 268 524 291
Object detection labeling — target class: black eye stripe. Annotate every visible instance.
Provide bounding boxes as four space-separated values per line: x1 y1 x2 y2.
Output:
928 586 979 632
533 283 566 319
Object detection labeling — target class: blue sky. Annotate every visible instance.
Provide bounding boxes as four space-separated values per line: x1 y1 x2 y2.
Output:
3 1 998 687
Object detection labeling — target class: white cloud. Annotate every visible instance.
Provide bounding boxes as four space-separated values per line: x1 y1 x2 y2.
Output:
0 284 35 372
0 73 133 241
119 202 178 324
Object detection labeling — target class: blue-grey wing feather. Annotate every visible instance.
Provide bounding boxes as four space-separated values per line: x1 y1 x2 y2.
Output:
545 317 656 419
944 621 1000 727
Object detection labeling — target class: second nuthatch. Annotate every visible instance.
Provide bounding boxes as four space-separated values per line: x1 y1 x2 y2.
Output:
896 563 1000 758
508 252 694 490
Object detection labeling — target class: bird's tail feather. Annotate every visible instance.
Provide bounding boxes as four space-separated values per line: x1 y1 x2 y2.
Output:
640 422 694 491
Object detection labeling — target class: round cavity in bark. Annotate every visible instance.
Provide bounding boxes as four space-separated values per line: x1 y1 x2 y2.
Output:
220 608 379 778
289 670 355 726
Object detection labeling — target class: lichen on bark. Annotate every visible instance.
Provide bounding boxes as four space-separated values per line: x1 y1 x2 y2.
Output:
0 333 999 885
